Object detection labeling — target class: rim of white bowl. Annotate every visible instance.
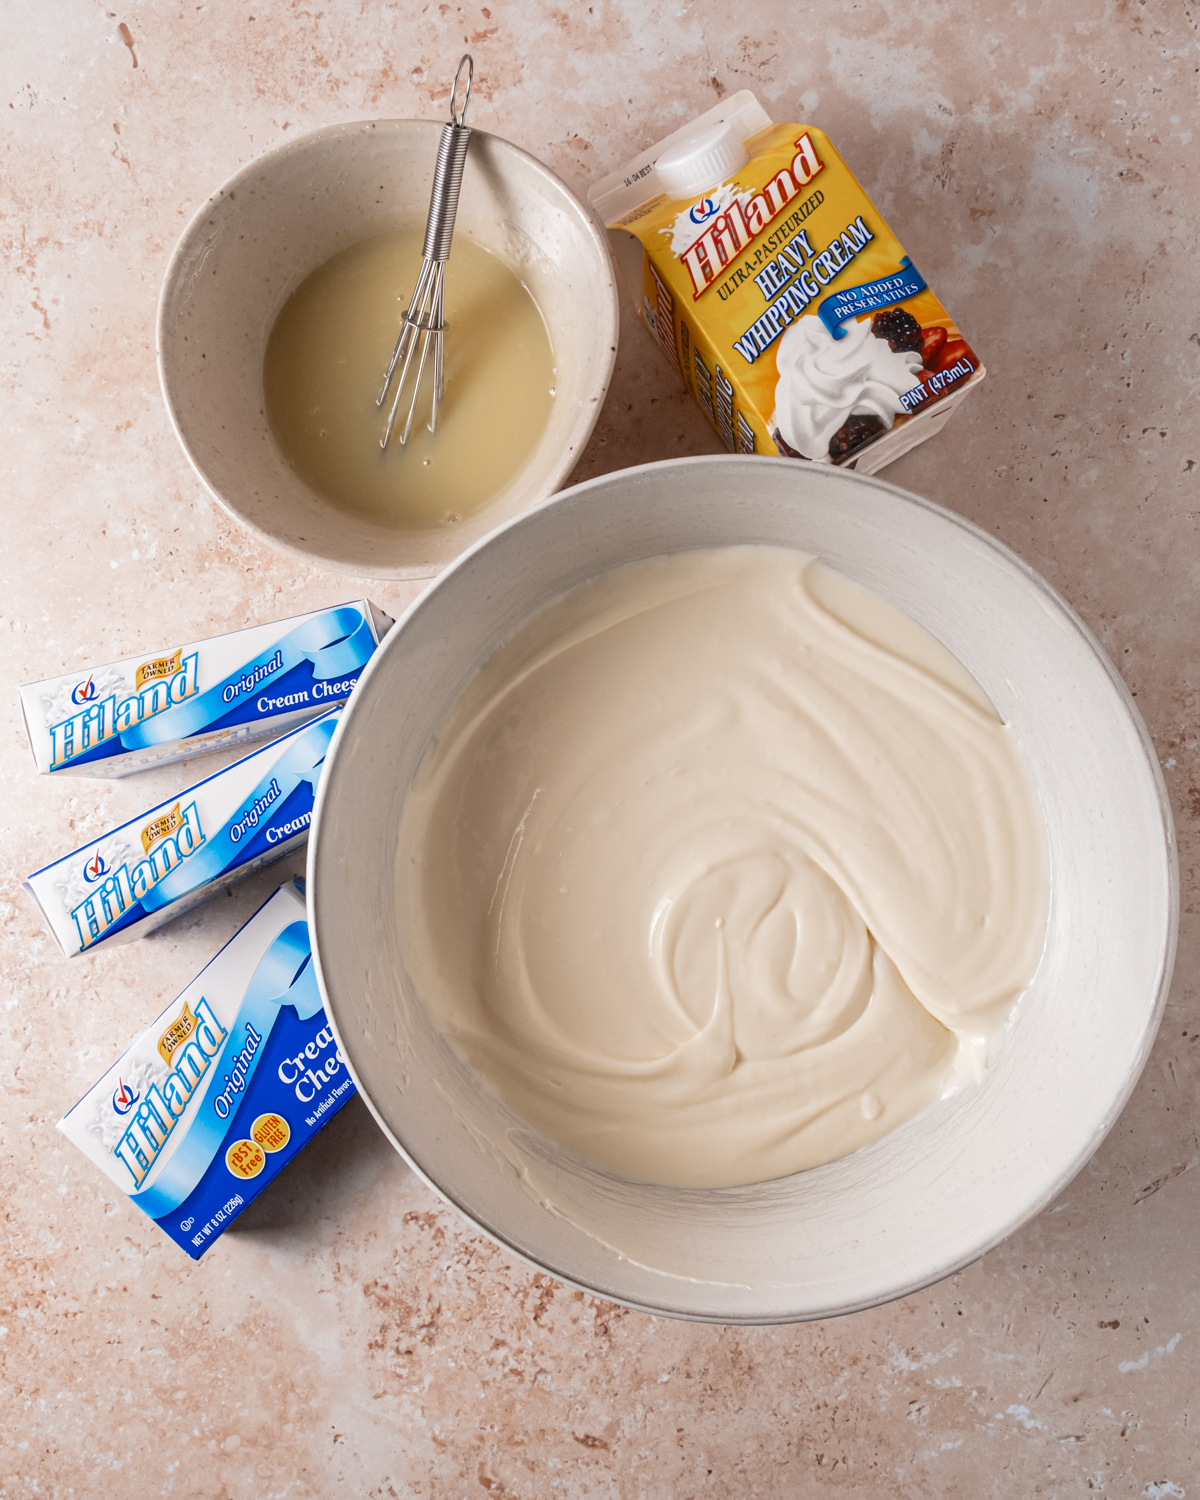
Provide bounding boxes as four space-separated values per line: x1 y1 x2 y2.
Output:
156 118 619 580
307 455 1179 1323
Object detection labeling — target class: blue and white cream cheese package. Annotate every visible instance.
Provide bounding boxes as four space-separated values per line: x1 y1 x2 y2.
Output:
24 707 342 957
57 881 356 1259
20 600 390 778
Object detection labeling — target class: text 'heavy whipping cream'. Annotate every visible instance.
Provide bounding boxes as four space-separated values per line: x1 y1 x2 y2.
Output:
590 92 984 474
397 547 1048 1189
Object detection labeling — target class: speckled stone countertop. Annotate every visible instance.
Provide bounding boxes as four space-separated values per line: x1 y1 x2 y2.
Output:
2 2 1198 1495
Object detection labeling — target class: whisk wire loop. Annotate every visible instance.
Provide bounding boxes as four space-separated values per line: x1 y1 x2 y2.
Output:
450 52 473 128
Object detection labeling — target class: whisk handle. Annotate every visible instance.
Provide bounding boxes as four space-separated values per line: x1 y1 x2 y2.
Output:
422 121 472 264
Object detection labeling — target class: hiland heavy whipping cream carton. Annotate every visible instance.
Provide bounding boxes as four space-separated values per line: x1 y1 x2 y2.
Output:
20 600 390 778
24 707 342 957
58 881 356 1259
589 92 985 475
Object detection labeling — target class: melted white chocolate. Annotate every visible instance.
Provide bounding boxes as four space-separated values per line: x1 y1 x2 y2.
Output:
263 229 555 529
398 546 1049 1188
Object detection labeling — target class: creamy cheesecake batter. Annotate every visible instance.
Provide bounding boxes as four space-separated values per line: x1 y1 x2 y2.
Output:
397 546 1048 1188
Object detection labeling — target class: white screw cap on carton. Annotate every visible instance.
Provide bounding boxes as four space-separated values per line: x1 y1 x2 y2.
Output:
654 121 750 200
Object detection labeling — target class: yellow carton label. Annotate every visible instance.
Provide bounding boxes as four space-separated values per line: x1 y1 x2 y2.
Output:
612 124 979 466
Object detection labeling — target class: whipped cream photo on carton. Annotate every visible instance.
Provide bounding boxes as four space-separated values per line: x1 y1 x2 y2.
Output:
58 880 356 1259
590 91 985 474
20 599 390 778
24 707 341 958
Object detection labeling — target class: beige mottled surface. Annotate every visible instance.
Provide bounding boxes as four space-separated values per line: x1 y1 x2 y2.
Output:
2 1 1197 1494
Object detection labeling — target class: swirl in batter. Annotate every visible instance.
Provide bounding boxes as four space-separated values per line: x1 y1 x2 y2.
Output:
397 546 1048 1188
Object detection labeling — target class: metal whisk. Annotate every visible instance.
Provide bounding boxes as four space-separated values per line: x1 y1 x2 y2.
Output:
378 54 474 450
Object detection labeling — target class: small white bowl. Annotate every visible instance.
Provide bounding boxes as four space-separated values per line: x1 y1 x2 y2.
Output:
157 120 618 579
308 456 1176 1323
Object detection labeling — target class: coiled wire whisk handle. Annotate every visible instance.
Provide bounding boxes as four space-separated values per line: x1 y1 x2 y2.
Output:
421 125 471 260
423 69 473 261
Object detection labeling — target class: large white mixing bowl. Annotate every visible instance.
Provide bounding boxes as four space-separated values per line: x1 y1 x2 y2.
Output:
307 456 1176 1323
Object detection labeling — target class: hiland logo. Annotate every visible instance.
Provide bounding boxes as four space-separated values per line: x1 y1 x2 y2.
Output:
113 998 228 1188
49 652 200 771
678 132 826 300
111 1078 139 1115
71 675 98 707
83 852 107 884
69 802 206 951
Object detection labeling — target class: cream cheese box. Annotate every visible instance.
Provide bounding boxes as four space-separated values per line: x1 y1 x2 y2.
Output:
24 707 342 957
57 880 356 1259
20 600 389 777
